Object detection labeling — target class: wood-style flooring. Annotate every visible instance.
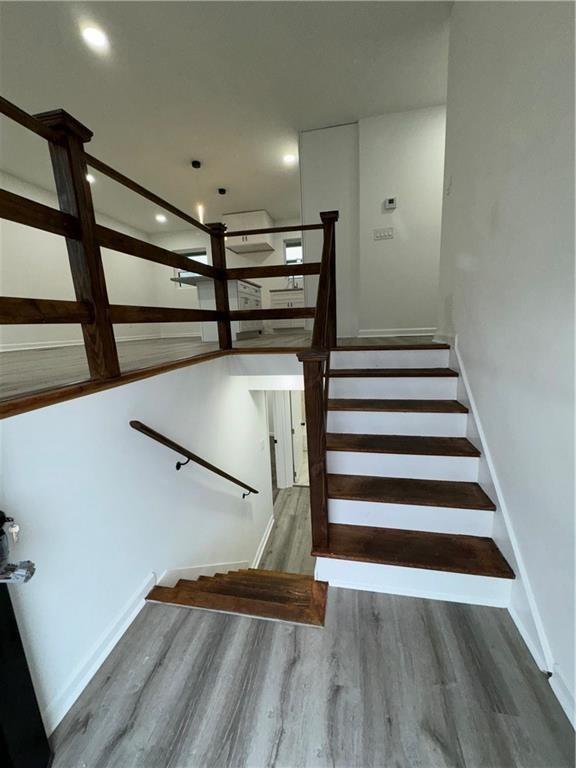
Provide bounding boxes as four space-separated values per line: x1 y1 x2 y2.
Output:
0 333 436 400
259 486 315 576
51 586 573 767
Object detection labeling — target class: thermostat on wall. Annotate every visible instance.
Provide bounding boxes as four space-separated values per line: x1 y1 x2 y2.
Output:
383 197 397 210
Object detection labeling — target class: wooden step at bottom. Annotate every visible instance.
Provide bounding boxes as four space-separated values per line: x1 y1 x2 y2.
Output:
147 569 327 626
328 473 496 510
326 434 480 457
328 399 468 413
313 523 514 579
329 368 458 378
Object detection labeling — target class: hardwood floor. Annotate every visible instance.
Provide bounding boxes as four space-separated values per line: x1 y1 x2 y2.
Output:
51 587 574 767
0 333 438 400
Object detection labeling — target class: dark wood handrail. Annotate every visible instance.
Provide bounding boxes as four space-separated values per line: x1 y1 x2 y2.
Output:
110 305 222 324
226 263 321 280
85 153 212 235
130 420 259 496
0 189 81 238
0 95 62 142
0 297 92 324
225 223 323 237
96 225 221 280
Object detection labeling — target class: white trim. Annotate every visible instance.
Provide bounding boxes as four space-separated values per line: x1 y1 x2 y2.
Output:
0 334 202 353
157 560 250 588
549 668 575 728
358 326 437 337
508 604 548 671
251 514 276 568
454 338 554 672
42 572 156 734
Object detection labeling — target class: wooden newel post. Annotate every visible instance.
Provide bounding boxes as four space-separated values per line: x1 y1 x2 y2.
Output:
297 350 329 551
35 109 120 380
208 222 232 350
320 211 339 348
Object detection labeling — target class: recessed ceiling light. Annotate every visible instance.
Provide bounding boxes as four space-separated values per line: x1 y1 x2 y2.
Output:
283 154 297 166
155 213 167 223
81 26 110 54
86 173 96 184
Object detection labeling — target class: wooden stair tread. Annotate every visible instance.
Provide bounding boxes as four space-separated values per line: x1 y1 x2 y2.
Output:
326 433 480 457
327 398 468 413
312 524 514 579
328 368 458 378
332 343 450 351
147 570 328 626
328 473 496 510
177 575 311 604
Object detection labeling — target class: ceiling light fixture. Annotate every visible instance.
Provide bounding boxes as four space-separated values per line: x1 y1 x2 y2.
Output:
197 204 205 224
155 213 167 224
86 173 96 184
283 154 297 166
81 25 110 54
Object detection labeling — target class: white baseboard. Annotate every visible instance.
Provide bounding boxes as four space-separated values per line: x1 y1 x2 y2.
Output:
157 560 250 588
251 514 275 568
358 327 437 338
0 334 202 353
549 668 575 728
454 339 553 673
42 572 156 734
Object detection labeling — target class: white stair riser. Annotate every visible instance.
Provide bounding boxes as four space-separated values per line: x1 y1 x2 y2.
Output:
327 450 479 482
328 498 493 536
315 558 512 607
327 410 468 436
331 349 450 369
329 377 458 399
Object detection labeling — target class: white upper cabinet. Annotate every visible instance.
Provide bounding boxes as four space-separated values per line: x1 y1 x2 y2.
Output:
223 210 274 254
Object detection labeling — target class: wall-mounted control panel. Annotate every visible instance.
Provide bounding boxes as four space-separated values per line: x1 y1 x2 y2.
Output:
383 197 397 210
373 227 394 241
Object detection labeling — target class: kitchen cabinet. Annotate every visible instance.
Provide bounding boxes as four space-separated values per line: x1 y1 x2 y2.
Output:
222 210 274 254
171 276 262 341
270 288 306 329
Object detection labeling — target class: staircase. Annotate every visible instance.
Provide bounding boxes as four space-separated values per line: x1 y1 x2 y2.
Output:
146 569 328 626
313 342 515 606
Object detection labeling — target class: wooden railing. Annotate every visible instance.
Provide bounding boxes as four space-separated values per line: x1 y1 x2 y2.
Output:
130 421 259 497
297 210 339 551
0 96 328 400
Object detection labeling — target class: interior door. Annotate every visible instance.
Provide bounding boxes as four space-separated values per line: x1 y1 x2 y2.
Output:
290 390 305 482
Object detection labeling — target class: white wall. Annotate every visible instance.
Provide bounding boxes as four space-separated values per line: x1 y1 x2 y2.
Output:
300 110 446 339
0 173 164 349
438 1 574 720
358 107 445 336
0 357 274 732
300 123 360 337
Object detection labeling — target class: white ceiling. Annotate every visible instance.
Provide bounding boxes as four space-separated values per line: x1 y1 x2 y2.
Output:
0 1 450 234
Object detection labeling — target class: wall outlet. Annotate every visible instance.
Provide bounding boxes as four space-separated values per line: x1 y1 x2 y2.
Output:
373 227 394 241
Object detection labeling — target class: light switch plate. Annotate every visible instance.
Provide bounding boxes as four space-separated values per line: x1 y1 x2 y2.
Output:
373 228 394 241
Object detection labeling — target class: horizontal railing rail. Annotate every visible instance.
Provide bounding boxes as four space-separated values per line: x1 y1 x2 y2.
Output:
85 153 212 235
0 297 92 324
95 225 221 279
224 223 323 237
130 420 259 497
229 307 315 321
0 189 80 238
226 262 321 280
